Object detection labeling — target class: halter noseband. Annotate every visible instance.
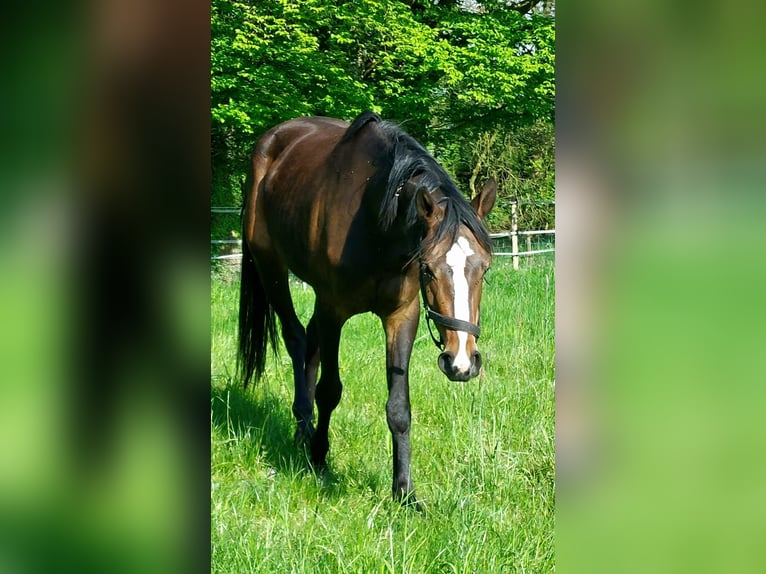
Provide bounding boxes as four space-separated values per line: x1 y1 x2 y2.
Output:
418 261 481 351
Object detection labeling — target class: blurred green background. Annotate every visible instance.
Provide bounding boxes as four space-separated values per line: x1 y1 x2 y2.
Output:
557 0 766 572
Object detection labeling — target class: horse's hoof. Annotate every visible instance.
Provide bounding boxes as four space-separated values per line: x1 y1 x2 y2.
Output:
309 434 329 469
293 420 315 447
396 491 425 513
310 459 327 472
308 451 328 472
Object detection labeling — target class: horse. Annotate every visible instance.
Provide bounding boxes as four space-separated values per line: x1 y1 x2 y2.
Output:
238 111 496 507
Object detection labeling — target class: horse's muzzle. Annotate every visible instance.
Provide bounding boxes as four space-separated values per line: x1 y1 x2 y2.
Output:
438 350 482 382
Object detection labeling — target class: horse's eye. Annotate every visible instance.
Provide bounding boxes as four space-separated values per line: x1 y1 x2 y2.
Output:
421 264 435 280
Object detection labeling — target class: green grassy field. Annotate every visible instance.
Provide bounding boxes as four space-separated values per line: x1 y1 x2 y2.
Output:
211 255 554 573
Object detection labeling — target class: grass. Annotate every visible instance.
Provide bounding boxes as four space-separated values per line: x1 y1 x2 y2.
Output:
211 255 554 573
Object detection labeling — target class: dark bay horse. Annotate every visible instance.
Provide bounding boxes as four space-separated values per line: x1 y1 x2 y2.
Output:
238 111 495 506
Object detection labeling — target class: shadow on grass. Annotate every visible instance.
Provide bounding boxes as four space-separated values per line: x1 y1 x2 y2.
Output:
210 381 350 499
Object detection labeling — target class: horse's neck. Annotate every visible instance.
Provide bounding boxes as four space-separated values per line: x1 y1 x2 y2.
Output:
367 218 416 271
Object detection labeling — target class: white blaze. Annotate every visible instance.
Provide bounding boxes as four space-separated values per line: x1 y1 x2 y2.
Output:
445 236 475 372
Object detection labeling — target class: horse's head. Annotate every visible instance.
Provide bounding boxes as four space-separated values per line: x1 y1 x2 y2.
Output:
416 179 496 382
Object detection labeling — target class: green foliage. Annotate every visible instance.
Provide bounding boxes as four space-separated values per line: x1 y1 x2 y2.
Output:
430 9 555 132
211 0 555 230
446 119 555 231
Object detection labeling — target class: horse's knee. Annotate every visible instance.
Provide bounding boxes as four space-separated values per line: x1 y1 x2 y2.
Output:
386 401 411 435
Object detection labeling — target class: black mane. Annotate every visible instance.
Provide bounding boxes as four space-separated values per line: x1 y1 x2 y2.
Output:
339 111 382 145
341 112 492 255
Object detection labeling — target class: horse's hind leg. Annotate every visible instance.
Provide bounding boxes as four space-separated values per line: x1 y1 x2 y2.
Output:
246 144 313 443
251 254 315 443
290 307 317 446
309 301 346 468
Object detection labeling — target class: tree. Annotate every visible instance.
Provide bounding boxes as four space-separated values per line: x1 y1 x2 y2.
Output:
211 0 555 231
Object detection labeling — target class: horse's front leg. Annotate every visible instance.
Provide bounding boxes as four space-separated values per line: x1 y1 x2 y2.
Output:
382 300 421 509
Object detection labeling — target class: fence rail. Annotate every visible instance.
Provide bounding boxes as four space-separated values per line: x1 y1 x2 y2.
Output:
212 206 554 265
210 234 555 262
490 229 555 238
494 247 555 257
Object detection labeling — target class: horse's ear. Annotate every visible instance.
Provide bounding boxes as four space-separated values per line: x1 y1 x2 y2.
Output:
472 178 497 220
415 187 443 223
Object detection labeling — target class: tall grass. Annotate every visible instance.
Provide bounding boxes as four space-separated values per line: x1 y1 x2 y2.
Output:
211 255 554 573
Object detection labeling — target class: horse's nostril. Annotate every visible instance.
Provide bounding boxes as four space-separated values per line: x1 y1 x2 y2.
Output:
438 352 452 374
473 351 482 372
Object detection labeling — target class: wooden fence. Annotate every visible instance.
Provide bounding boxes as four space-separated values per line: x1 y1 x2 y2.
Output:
490 200 554 269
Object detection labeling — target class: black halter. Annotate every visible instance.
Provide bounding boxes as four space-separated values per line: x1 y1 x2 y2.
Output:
418 261 481 351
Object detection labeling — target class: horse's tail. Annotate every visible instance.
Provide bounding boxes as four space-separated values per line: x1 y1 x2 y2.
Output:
237 237 278 388
237 158 279 388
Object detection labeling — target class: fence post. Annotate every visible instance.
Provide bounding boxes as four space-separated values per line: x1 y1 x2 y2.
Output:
511 201 519 270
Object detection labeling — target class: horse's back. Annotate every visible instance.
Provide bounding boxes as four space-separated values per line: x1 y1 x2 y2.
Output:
255 116 348 164
246 115 387 293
